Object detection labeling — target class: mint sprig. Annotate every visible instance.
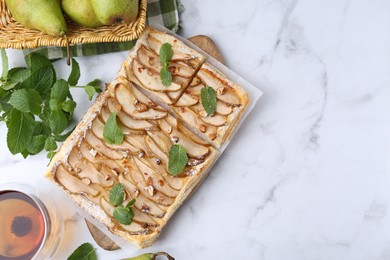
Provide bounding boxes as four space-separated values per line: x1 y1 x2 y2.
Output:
159 43 173 87
103 112 124 145
109 183 136 225
67 242 97 260
0 50 102 158
200 86 217 115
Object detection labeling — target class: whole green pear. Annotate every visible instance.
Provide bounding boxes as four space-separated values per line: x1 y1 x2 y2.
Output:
91 0 139 25
5 0 67 36
61 0 103 28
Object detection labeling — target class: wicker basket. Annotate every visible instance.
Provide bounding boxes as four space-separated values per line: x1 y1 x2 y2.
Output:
0 0 147 49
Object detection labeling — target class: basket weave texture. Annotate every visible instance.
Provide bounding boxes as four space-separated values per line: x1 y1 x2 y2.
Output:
0 0 147 49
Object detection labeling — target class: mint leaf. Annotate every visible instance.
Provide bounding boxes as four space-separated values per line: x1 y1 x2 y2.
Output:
103 112 124 145
48 109 68 134
44 136 57 151
53 127 74 142
19 66 55 95
68 58 80 86
8 67 30 83
49 99 61 111
168 144 188 176
110 183 125 206
160 67 172 87
27 135 47 155
51 79 70 102
200 86 217 115
159 43 173 65
6 109 34 154
1 49 8 79
1 82 17 91
61 100 76 113
84 85 97 101
9 89 42 115
113 207 134 225
67 242 97 260
125 198 136 208
25 53 52 72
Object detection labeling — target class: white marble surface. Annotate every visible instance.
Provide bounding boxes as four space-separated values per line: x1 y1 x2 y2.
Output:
1 0 390 259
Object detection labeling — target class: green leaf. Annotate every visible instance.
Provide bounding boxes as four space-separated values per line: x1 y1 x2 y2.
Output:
27 135 47 155
103 112 124 145
200 86 217 115
61 100 76 113
48 109 68 134
1 49 8 79
160 67 172 87
109 183 124 206
6 109 34 154
67 242 97 260
25 52 52 72
168 144 189 176
8 67 30 83
19 66 55 95
1 82 17 91
113 207 134 225
49 99 61 111
84 85 97 101
159 43 173 65
52 127 74 142
125 198 136 208
44 136 57 151
86 79 101 87
47 151 56 161
9 89 42 114
68 58 80 86
51 79 70 102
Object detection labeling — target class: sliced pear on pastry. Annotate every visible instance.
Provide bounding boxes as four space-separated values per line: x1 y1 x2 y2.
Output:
144 135 169 166
85 131 124 160
216 101 233 115
107 98 156 130
132 59 181 92
55 164 99 196
174 93 198 107
147 34 193 61
115 83 168 120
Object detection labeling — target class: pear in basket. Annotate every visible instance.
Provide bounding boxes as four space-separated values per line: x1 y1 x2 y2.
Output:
61 0 103 28
91 0 139 25
5 0 67 37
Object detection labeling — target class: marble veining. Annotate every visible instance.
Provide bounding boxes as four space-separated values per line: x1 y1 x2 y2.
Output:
1 0 390 259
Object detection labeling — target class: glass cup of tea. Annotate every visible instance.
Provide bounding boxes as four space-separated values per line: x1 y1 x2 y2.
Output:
0 183 64 260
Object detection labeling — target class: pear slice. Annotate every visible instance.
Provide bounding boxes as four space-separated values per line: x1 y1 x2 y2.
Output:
85 131 124 160
99 197 149 235
131 85 156 107
158 119 210 159
68 148 114 187
137 45 195 78
147 131 172 154
144 135 169 166
178 124 210 146
174 93 199 107
55 164 99 196
172 107 218 141
99 164 119 183
197 69 241 106
216 101 233 115
147 34 193 61
128 157 175 206
200 114 227 127
125 134 148 152
133 157 179 197
78 142 126 173
137 157 186 190
119 174 166 218
132 59 181 92
115 83 168 119
185 84 203 96
106 98 156 130
132 208 159 228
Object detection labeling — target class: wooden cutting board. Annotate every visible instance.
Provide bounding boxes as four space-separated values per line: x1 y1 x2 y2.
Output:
85 35 224 250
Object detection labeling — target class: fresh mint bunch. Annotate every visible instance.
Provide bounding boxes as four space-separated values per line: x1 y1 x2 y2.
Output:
0 50 102 159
